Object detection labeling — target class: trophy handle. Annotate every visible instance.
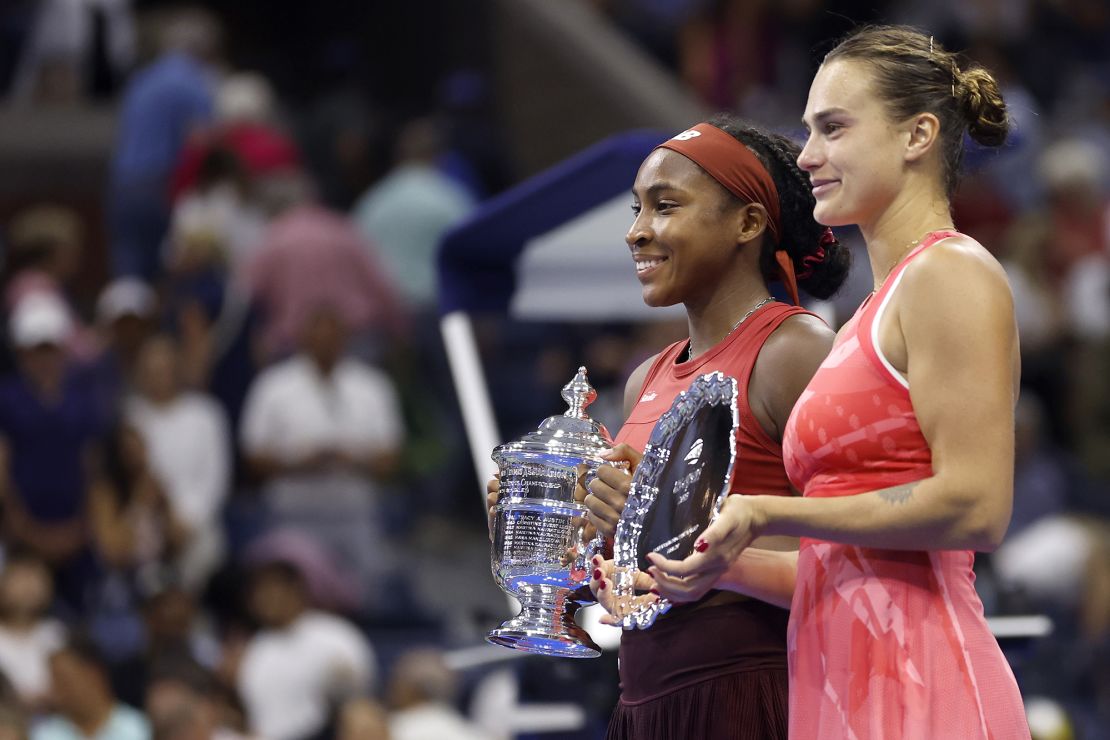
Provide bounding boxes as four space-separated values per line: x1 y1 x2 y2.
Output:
584 531 606 562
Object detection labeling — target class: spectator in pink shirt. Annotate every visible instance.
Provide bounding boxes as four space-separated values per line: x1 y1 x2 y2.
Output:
242 174 406 361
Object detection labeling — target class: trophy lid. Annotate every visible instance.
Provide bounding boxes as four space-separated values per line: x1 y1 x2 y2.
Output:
492 367 614 468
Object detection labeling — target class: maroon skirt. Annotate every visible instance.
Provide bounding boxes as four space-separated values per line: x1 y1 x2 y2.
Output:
606 596 789 740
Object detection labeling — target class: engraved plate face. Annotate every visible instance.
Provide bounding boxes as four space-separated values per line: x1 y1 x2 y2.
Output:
612 372 739 629
499 461 578 503
492 498 590 591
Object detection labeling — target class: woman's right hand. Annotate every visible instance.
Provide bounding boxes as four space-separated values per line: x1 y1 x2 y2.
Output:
583 444 642 539
486 474 501 541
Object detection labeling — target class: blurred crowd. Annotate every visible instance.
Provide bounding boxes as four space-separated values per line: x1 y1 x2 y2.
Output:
0 3 502 739
0 0 1103 738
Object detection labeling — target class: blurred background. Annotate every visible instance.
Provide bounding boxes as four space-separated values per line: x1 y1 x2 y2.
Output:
0 0 1105 738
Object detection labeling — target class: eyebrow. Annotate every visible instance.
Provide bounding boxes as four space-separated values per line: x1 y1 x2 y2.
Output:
802 107 851 127
632 181 683 199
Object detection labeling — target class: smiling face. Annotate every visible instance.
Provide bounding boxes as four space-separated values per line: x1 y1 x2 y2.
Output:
798 59 913 229
627 149 747 308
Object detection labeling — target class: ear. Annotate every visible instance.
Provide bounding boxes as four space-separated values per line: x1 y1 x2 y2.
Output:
903 112 941 163
735 203 769 246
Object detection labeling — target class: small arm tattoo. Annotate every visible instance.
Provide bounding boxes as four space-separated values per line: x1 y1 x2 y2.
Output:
878 483 917 505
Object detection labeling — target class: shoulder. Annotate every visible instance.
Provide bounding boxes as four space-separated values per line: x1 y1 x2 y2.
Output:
192 392 226 416
37 619 67 646
122 395 148 420
244 360 301 408
623 352 662 417
762 312 835 354
339 360 396 394
897 234 1015 341
107 704 150 737
901 234 1012 305
181 393 229 424
302 612 372 653
259 357 305 387
755 312 835 379
29 717 71 738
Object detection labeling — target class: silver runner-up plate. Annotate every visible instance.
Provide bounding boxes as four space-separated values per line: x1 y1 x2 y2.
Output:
612 371 739 629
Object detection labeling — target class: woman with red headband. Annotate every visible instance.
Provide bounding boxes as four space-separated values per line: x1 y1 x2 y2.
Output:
642 27 1029 738
568 113 849 739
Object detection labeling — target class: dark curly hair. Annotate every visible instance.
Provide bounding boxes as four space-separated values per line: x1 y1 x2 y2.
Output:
706 113 851 300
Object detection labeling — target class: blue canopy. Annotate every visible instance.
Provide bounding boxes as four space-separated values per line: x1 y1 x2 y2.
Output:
437 130 670 317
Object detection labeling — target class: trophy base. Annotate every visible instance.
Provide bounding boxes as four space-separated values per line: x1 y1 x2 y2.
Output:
487 587 601 658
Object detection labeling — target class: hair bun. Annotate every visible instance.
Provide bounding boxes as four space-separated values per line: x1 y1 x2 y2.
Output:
955 65 1010 147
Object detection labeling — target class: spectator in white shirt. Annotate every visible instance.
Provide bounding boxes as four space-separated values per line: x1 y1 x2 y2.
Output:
388 648 490 740
126 336 230 591
0 551 66 711
237 561 374 740
240 305 403 608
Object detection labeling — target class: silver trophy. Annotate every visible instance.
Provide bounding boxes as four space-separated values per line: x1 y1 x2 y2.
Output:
612 371 739 629
488 367 614 658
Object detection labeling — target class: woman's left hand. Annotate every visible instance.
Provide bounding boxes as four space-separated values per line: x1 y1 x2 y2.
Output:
589 555 659 626
647 494 764 602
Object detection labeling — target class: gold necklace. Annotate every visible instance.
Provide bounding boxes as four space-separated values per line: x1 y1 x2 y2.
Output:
880 237 919 285
876 232 937 290
686 296 775 362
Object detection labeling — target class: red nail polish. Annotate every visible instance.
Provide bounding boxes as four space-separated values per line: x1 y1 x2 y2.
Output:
649 588 659 595
694 540 709 552
599 580 607 590
592 569 602 581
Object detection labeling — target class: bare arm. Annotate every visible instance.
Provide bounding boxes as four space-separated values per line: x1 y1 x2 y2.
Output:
745 313 835 552
88 479 137 568
717 549 798 609
749 240 1019 551
748 312 835 443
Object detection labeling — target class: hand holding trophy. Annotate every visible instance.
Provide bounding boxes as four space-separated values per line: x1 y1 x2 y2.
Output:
487 367 620 658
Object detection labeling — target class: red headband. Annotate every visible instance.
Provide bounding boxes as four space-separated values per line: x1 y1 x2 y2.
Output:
656 123 801 305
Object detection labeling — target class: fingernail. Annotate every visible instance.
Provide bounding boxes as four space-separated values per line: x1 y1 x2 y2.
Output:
694 540 709 552
649 588 659 595
599 580 607 590
591 556 601 568
592 569 602 581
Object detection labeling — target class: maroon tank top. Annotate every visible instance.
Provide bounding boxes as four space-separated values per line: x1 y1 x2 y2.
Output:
614 301 814 702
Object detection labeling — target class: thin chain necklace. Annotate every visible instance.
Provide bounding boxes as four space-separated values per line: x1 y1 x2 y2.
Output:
686 296 775 362
875 228 949 290
875 237 920 291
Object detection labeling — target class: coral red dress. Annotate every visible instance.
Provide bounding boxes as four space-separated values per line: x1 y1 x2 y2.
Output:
781 231 1030 739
